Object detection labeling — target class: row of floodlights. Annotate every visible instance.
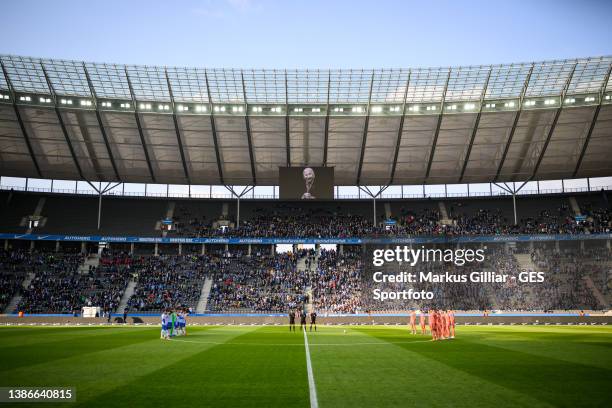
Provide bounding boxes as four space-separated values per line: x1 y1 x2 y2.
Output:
4 94 612 110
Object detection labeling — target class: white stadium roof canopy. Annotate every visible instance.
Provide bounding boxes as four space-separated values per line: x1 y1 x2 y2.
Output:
0 55 611 186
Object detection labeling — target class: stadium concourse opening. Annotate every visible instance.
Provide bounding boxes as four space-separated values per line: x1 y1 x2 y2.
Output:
0 54 611 408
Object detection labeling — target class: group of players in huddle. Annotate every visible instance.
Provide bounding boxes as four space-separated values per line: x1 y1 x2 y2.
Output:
410 310 456 340
160 309 188 340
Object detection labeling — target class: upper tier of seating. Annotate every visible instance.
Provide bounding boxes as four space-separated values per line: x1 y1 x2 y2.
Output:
0 188 609 237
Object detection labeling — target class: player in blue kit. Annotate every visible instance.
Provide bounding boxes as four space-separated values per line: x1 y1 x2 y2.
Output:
177 310 185 336
161 310 169 340
181 309 188 336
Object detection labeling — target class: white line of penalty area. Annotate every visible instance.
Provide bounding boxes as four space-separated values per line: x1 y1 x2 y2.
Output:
168 338 435 347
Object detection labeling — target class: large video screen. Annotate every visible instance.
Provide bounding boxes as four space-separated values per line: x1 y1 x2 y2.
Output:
279 166 334 200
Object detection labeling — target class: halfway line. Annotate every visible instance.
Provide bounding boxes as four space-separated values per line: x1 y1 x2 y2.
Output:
303 328 319 408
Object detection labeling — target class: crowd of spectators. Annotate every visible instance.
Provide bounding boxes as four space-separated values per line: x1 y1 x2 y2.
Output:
126 254 213 312
529 248 611 310
311 249 362 314
2 243 610 314
207 251 305 312
9 251 134 314
164 199 611 238
0 250 35 311
313 245 611 314
18 253 87 313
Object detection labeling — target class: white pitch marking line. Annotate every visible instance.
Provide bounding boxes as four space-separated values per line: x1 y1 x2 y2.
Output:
170 338 434 346
303 328 319 408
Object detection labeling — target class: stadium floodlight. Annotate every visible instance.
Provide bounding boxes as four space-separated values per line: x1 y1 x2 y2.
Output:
464 103 476 110
176 105 188 112
426 105 437 111
448 104 457 110
311 107 321 113
195 105 207 112
80 100 92 107
584 96 596 102
352 106 363 113
60 99 73 105
371 106 383 113
158 104 170 111
214 106 226 113
271 106 282 113
252 106 262 113
19 96 31 102
409 105 420 112
564 98 575 104
505 101 515 108
120 103 131 109
390 106 401 112
39 97 51 103
544 99 556 105
333 107 343 113
485 103 496 108
1 94 9 100
605 95 611 100
231 106 244 113
524 100 536 106
101 101 112 108
293 107 303 113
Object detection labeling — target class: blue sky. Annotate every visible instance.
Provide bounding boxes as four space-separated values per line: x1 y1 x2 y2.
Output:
2 0 611 68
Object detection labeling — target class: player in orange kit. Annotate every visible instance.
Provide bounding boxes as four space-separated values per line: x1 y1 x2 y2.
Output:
429 310 437 341
419 311 426 335
448 310 456 339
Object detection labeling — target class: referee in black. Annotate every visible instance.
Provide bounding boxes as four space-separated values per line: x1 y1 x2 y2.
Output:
310 310 317 332
289 309 296 332
300 310 307 331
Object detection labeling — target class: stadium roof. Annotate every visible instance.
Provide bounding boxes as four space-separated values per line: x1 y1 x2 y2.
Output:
0 55 611 186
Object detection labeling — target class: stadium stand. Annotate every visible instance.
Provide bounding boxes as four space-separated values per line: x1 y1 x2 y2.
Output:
1 190 610 238
126 254 214 312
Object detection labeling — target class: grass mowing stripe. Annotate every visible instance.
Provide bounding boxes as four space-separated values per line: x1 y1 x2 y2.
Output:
303 328 319 408
460 327 612 370
0 327 155 372
85 326 310 408
359 326 612 407
0 326 130 347
311 326 549 408
0 327 247 406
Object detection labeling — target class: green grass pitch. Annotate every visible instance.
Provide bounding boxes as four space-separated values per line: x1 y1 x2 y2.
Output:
0 325 611 407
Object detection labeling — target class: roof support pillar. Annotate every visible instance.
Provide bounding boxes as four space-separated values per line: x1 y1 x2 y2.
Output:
165 69 191 184
124 67 156 182
323 71 331 166
240 72 257 184
389 71 411 184
573 64 612 177
40 62 84 179
425 69 452 181
459 68 492 182
531 62 578 179
83 63 121 181
495 64 534 182
284 71 291 166
204 70 224 184
356 71 375 185
0 61 42 178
